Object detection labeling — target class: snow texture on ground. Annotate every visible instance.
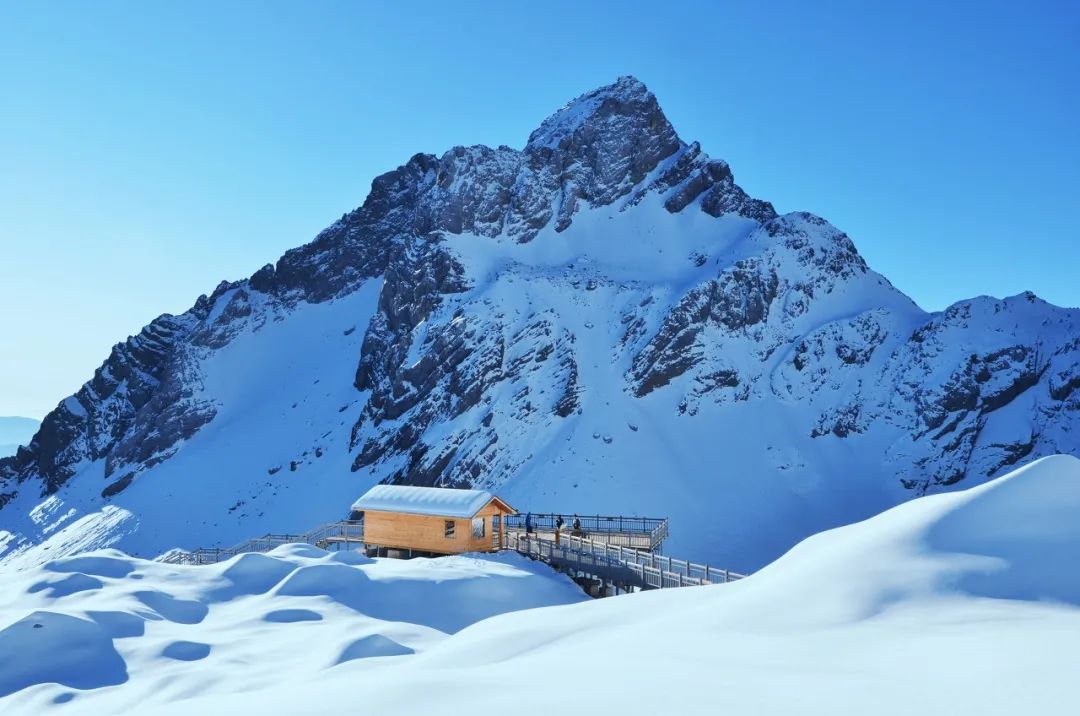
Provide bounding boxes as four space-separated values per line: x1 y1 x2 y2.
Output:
0 547 587 714
2 455 1079 714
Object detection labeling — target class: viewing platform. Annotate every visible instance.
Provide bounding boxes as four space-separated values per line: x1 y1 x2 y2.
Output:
502 513 668 552
159 485 742 594
158 512 743 594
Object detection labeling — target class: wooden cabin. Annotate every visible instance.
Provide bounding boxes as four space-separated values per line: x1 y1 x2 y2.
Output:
352 485 516 556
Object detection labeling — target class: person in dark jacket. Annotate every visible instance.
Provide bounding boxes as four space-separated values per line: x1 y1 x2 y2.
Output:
525 512 534 534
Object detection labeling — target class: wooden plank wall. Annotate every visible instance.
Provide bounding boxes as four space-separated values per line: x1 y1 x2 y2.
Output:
363 501 512 554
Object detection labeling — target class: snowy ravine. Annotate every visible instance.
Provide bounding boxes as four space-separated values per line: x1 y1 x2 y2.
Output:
3 76 1080 570
2 455 1078 715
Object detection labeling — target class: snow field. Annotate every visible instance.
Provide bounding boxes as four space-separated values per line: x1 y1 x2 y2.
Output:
3 456 1080 714
0 547 587 714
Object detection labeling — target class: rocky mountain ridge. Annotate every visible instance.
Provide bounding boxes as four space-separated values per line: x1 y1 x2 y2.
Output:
2 76 1077 569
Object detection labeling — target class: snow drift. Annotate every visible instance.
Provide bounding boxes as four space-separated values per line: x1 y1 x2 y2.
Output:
0 547 586 714
1 455 1079 714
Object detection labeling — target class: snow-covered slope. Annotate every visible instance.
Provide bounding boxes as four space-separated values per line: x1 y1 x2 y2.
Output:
3 76 1079 570
2 455 1077 715
0 546 587 714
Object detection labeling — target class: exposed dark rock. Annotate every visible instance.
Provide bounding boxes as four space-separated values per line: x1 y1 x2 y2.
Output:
0 310 209 496
101 473 134 499
811 403 865 438
552 351 581 418
630 257 778 397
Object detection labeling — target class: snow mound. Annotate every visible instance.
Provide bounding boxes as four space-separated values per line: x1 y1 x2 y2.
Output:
0 545 586 714
147 456 1080 716
926 454 1080 603
337 634 414 663
737 453 1080 626
0 611 127 697
3 457 1079 715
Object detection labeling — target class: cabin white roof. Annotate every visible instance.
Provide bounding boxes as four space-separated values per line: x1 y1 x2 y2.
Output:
352 485 510 518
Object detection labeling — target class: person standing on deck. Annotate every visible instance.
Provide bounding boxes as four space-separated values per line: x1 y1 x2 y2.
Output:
555 514 564 546
525 512 534 535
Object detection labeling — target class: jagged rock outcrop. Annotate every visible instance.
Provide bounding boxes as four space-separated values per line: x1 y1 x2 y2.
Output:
0 310 211 494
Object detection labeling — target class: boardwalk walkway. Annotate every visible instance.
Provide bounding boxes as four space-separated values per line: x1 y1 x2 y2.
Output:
158 514 745 591
159 521 364 566
505 531 744 590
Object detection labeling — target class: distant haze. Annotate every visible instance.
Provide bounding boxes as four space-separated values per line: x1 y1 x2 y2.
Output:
0 417 40 457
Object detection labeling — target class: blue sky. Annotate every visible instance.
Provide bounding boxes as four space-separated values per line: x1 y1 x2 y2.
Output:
2 1 1078 419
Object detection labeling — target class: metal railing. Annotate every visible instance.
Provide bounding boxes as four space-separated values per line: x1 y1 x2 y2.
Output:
505 530 744 590
504 513 668 552
158 520 364 565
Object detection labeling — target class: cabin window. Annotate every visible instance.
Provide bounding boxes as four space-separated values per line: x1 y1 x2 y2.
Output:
472 517 485 538
444 520 456 538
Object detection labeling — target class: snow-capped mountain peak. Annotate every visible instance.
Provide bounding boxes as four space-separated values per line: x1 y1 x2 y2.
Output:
525 76 680 183
527 76 660 146
2 77 1078 571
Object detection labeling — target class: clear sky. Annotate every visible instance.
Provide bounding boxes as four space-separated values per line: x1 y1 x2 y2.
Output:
2 1 1078 419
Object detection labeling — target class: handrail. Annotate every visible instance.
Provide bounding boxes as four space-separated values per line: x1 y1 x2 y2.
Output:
504 530 744 589
505 513 666 533
158 520 364 565
504 514 668 552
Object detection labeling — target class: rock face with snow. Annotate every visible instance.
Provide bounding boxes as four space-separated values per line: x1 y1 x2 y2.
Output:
2 77 1079 569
